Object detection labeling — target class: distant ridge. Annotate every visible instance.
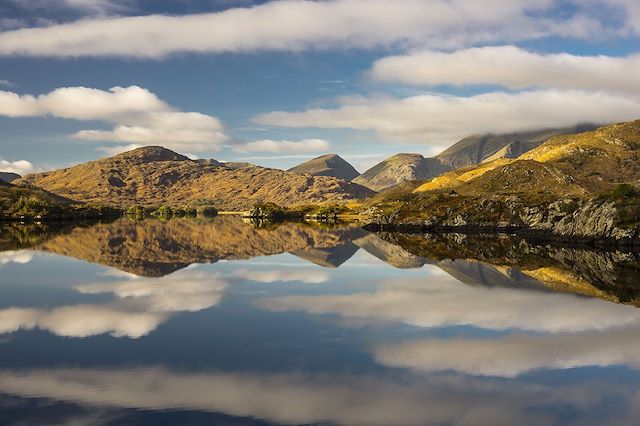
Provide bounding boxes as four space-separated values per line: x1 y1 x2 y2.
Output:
353 153 450 192
288 154 360 181
435 124 598 170
0 172 21 183
16 146 374 210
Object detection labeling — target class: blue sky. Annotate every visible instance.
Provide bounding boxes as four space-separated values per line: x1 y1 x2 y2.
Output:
0 0 639 174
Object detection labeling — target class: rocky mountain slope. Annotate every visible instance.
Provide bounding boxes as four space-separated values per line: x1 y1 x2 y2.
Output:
0 172 20 183
288 154 360 181
16 146 374 211
352 153 450 192
435 124 597 169
352 126 597 193
365 120 640 243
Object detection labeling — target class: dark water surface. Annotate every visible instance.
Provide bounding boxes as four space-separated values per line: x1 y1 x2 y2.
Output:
2 216 640 425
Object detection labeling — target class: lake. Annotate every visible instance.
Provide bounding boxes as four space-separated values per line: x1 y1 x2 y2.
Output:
1 216 640 425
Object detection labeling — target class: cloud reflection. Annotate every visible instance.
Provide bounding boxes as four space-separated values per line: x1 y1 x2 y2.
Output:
0 250 34 267
259 276 640 333
0 269 227 338
0 367 635 426
374 326 640 377
232 268 330 284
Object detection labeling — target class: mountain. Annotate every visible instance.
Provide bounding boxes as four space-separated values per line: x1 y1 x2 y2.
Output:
15 146 375 211
352 153 450 192
435 124 597 170
365 119 640 242
0 172 21 183
288 154 360 181
417 120 640 197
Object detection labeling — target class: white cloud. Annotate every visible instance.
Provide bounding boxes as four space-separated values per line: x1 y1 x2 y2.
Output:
260 276 640 333
0 86 229 152
370 46 640 93
255 90 640 145
0 0 610 58
374 326 640 378
233 138 330 153
0 158 38 175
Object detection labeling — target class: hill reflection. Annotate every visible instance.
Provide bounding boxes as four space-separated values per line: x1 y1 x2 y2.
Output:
2 218 640 305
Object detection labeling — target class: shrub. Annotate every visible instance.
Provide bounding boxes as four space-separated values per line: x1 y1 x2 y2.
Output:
152 205 173 219
196 206 218 217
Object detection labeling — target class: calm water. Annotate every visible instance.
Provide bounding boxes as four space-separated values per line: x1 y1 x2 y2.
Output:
2 216 640 425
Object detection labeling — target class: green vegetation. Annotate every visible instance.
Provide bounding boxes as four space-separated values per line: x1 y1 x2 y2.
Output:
246 202 304 220
0 184 121 222
598 184 640 227
126 204 218 220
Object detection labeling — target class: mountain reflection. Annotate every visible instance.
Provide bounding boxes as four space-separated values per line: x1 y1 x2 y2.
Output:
2 218 640 306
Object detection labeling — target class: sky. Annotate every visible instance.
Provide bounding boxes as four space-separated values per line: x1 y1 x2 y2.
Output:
0 0 639 174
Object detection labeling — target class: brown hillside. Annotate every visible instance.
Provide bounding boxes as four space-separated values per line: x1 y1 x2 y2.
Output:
16 146 375 210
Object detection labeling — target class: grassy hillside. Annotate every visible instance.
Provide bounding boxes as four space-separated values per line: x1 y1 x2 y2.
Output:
16 146 375 211
0 181 119 221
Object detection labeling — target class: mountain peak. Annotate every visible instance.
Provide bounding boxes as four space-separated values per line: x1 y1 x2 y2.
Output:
288 153 360 181
353 153 449 192
113 146 191 163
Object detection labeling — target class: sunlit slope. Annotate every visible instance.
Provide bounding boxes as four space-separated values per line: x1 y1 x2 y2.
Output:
16 146 375 210
415 120 640 196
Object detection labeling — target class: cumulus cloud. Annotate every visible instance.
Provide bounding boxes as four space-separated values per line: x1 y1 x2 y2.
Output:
370 46 640 93
0 0 612 58
255 90 640 144
0 269 228 338
374 326 640 377
0 158 38 175
259 276 640 333
233 138 330 154
0 86 229 152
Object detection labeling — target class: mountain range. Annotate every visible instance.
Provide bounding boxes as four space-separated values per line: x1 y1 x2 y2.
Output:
0 122 622 216
15 146 374 211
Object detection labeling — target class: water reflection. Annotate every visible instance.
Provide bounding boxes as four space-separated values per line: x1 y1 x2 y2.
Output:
2 217 640 425
0 269 227 338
